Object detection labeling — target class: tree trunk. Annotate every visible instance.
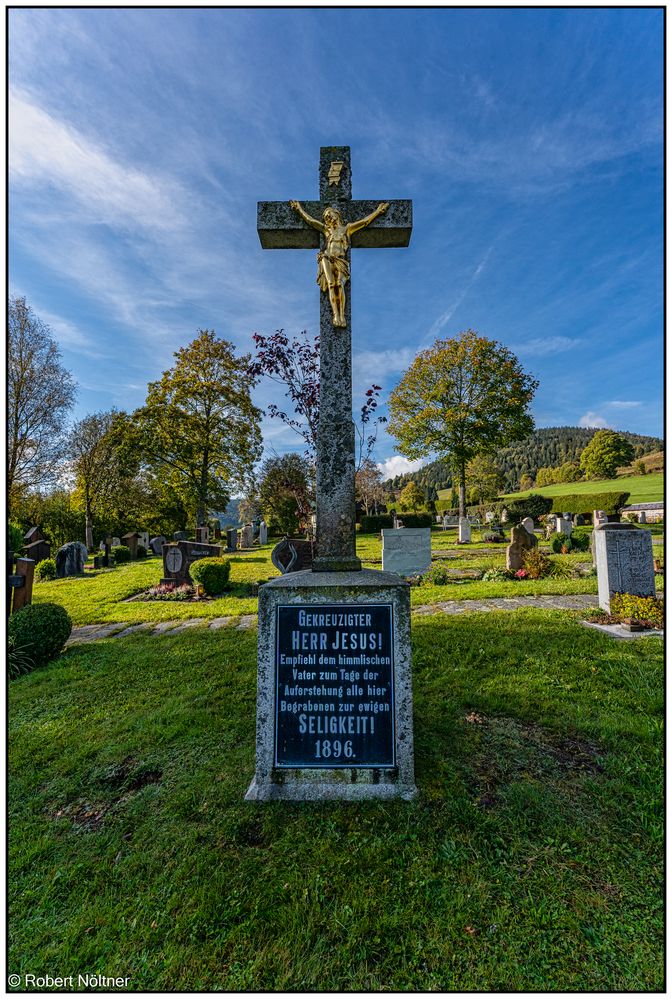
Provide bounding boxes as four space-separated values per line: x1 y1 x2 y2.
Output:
85 495 94 552
458 462 466 519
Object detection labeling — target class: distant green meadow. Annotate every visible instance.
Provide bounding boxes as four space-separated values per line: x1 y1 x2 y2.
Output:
501 472 663 504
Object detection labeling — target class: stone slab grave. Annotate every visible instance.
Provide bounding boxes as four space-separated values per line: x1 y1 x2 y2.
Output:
247 145 416 802
594 523 655 613
272 538 315 574
258 521 268 545
381 528 431 577
56 541 88 577
506 524 537 571
161 540 223 586
239 525 254 549
521 517 535 536
149 536 167 556
196 526 209 544
554 516 572 537
458 517 471 543
226 528 238 551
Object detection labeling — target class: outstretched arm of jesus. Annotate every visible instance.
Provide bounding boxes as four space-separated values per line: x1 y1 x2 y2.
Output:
346 202 389 236
289 200 324 232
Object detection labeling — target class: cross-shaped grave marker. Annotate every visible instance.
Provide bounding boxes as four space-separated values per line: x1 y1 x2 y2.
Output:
257 146 412 571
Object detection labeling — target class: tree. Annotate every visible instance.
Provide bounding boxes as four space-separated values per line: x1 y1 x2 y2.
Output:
7 297 76 512
258 453 313 536
69 410 137 549
466 455 505 502
519 473 534 492
398 481 424 512
579 430 635 480
133 330 262 527
250 329 385 468
355 458 387 515
388 331 538 516
633 459 647 476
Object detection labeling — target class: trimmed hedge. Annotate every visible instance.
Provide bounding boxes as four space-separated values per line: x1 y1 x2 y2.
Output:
505 494 553 521
190 557 231 596
112 544 131 564
360 515 394 533
8 602 72 673
550 491 630 515
395 513 433 528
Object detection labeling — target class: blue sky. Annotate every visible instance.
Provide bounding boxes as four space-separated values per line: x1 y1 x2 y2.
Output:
9 7 663 479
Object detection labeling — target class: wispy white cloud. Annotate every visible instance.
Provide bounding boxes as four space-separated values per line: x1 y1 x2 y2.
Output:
10 91 188 232
425 246 494 342
605 400 642 409
578 411 610 429
377 455 425 480
513 336 583 357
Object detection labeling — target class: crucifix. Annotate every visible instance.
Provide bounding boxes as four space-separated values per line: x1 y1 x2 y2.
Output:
257 146 412 572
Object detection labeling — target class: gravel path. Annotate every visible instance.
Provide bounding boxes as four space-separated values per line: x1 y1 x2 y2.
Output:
65 595 597 646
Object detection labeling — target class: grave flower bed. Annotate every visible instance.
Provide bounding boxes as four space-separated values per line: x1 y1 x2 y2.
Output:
584 594 664 631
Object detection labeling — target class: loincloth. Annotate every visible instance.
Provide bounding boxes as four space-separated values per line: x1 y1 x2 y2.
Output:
316 251 350 291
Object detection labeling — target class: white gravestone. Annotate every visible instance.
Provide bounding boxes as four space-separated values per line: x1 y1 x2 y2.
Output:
594 526 655 612
555 516 572 537
521 517 535 536
485 511 495 524
258 521 268 545
458 517 471 543
593 510 607 527
382 528 431 576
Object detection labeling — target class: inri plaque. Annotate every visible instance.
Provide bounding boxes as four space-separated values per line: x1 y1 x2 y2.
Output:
275 603 394 768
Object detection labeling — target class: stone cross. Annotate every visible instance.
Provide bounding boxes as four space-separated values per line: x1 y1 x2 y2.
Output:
257 146 412 572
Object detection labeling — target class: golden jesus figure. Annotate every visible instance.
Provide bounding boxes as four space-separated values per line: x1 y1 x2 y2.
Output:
289 200 389 327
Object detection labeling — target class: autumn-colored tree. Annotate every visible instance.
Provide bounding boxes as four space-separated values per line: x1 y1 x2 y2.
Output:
519 473 535 492
7 296 76 512
466 455 505 502
355 458 387 516
133 330 262 526
250 329 385 468
388 331 538 517
579 430 635 480
398 481 425 512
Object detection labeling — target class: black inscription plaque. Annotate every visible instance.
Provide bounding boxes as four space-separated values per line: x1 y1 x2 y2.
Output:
275 603 395 768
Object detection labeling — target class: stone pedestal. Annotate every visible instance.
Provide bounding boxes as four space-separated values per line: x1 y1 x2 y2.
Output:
245 569 417 802
594 523 655 612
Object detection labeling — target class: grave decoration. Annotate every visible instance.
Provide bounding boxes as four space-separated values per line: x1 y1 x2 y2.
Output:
246 145 416 802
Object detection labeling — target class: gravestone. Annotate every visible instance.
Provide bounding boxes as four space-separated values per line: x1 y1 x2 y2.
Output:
554 516 572 537
271 538 315 574
25 539 51 563
195 526 209 544
506 524 537 571
149 536 167 556
521 516 535 536
173 531 188 542
212 522 222 540
239 525 254 549
258 521 268 545
137 531 149 551
458 517 471 543
111 537 121 547
55 541 88 577
485 511 495 524
122 532 139 558
576 514 585 526
247 145 416 802
226 528 238 551
594 524 655 613
381 528 431 576
161 540 223 586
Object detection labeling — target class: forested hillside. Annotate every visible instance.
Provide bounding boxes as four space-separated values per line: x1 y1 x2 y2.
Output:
385 427 663 497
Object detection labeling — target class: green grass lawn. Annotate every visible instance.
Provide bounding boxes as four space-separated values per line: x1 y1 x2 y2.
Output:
501 473 663 504
9 611 663 990
33 531 663 627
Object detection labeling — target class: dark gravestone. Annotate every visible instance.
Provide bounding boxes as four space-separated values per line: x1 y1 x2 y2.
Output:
195 526 210 544
173 531 188 542
25 539 51 563
56 542 88 577
149 536 167 556
226 528 238 551
271 538 315 574
161 540 223 586
122 532 139 558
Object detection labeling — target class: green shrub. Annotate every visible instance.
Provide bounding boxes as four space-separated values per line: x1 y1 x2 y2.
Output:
396 513 433 528
8 602 72 672
610 593 663 629
136 544 147 559
505 494 553 521
35 557 57 581
8 520 24 553
8 637 35 680
112 544 131 564
482 566 512 582
424 564 452 586
482 531 505 543
550 532 572 553
548 557 577 579
550 491 630 515
360 514 393 533
190 557 231 596
570 532 590 552
521 548 551 579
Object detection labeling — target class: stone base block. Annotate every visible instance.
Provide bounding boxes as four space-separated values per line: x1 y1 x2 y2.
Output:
245 569 417 802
